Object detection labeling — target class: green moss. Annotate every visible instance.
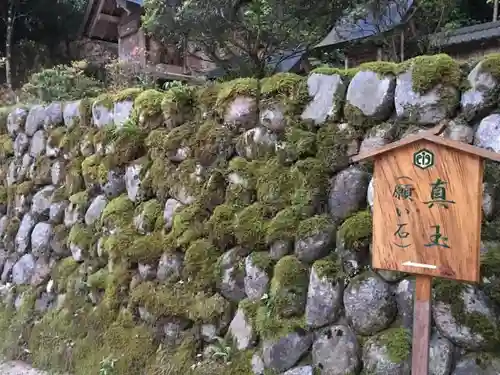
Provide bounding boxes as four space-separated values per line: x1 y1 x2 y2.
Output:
51 257 79 293
162 85 195 112
94 93 114 110
216 77 258 109
67 223 94 253
233 203 273 248
338 210 373 249
376 328 411 363
249 252 273 274
101 125 146 169
206 203 238 249
260 73 308 111
4 217 20 241
400 54 461 93
316 123 357 172
87 268 109 290
48 127 66 148
65 157 84 196
135 199 162 231
59 124 85 155
255 305 306 341
192 120 234 166
313 255 341 281
0 134 13 160
297 214 335 239
145 334 197 374
134 89 164 117
279 126 316 162
434 278 498 347
114 87 143 102
478 53 500 81
290 158 329 208
15 181 34 196
266 205 311 244
269 255 309 316
102 262 131 309
102 226 137 260
32 156 52 185
144 157 176 201
256 158 294 209
311 66 360 80
81 155 102 186
0 186 7 204
124 231 168 264
169 202 210 249
184 239 222 291
344 103 378 130
359 61 399 77
161 122 197 156
51 186 68 203
100 194 134 229
69 191 89 206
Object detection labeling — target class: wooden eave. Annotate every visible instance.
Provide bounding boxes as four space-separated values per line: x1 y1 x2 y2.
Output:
351 123 500 163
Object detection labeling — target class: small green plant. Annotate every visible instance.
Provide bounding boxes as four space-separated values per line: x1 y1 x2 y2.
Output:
99 355 117 375
211 337 233 363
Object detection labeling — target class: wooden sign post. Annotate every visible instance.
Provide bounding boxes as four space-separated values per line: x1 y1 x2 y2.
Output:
351 124 500 375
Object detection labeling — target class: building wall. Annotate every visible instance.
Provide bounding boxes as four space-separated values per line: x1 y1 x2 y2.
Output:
69 38 118 66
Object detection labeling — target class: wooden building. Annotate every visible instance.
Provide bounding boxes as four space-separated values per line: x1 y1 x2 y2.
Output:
79 0 209 82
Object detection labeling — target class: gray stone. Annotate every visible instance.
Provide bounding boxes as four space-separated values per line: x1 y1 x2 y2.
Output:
346 70 396 121
43 102 63 129
6 159 19 187
394 278 415 330
359 122 397 155
35 292 54 313
92 101 114 128
29 129 47 157
0 216 8 238
312 325 361 375
64 201 85 227
14 132 29 157
63 101 82 129
270 240 292 260
328 166 370 223
31 222 52 257
51 160 66 186
282 366 314 375
301 73 346 125
25 105 46 136
15 213 37 254
219 248 248 302
114 101 134 128
252 354 265 375
429 330 455 375
262 332 312 373
49 201 68 224
362 329 411 375
483 182 496 220
395 69 458 125
0 248 7 276
157 252 183 283
32 185 55 217
163 198 183 230
377 270 406 283
228 308 256 350
138 263 156 281
452 353 500 375
1 254 18 283
30 256 52 286
224 96 258 130
244 254 270 301
85 195 107 226
344 272 397 335
461 60 498 121
474 114 500 152
440 118 474 144
125 161 148 202
260 102 286 131
433 285 498 350
7 107 28 137
295 227 335 264
12 253 36 285
101 170 125 199
236 127 278 160
305 266 343 329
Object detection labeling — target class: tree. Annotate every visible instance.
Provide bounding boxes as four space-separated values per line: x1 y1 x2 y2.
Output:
142 0 357 77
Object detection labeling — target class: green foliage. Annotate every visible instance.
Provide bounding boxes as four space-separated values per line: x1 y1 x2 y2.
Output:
22 61 103 102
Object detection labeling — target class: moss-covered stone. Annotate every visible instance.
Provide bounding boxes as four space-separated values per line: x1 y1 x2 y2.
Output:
375 328 411 363
59 125 85 156
32 156 52 185
124 231 168 264
289 158 328 209
135 199 162 232
256 158 294 209
168 202 210 249
87 268 109 290
184 239 222 291
233 203 273 248
316 123 358 170
255 304 306 341
68 223 95 255
266 205 311 244
51 257 80 293
114 88 144 102
81 155 103 187
433 279 499 348
69 191 89 207
216 78 258 110
14 181 34 197
310 66 360 80
337 210 373 249
100 194 134 229
359 61 399 77
225 157 261 206
399 54 462 93
297 214 335 239
134 89 164 118
269 255 309 317
278 125 316 162
65 157 85 196
144 156 176 201
0 186 7 205
102 226 137 259
162 85 196 126
312 255 341 281
159 122 197 158
261 73 308 112
206 203 238 249
192 120 234 166
249 251 274 274
0 134 14 160
94 93 114 110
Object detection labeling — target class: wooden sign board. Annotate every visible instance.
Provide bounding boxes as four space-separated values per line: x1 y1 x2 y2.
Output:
352 126 500 283
372 139 482 282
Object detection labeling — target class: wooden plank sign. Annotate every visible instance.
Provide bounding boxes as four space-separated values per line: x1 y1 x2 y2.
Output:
351 123 500 375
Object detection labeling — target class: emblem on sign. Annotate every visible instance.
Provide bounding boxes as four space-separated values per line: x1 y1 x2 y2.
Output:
413 149 434 170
